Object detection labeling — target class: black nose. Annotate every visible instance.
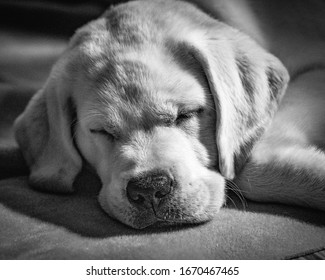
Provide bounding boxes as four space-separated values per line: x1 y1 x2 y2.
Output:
126 172 173 209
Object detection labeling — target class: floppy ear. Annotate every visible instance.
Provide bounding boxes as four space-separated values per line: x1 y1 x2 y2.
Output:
14 60 82 193
186 23 289 179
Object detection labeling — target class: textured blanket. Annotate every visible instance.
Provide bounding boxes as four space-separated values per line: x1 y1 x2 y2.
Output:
0 0 324 260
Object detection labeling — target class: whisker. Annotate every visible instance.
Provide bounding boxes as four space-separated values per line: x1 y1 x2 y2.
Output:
225 194 238 209
226 179 248 209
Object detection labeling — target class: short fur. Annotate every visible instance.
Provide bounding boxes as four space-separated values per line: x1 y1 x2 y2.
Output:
15 0 324 229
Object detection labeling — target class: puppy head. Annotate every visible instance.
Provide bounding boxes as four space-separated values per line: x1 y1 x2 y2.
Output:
14 0 288 229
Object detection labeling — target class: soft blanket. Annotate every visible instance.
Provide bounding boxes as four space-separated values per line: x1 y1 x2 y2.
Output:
0 0 324 260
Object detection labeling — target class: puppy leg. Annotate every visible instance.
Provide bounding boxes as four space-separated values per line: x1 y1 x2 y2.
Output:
235 143 325 211
235 70 325 211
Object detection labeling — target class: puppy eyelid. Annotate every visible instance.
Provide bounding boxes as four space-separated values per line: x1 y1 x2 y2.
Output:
89 128 116 141
176 107 204 124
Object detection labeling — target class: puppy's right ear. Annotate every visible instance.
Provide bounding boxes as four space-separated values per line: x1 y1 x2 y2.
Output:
14 61 82 193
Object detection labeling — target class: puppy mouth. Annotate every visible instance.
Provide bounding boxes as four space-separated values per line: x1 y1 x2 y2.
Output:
101 193 215 229
99 169 225 229
133 210 215 229
126 197 186 228
151 202 194 224
130 208 210 229
102 196 218 229
127 195 218 229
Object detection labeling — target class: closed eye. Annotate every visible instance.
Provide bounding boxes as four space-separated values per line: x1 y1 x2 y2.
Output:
89 128 116 141
176 107 204 124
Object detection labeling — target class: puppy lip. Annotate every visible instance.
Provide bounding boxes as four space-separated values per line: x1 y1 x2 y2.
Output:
151 215 212 227
125 197 220 228
132 206 218 228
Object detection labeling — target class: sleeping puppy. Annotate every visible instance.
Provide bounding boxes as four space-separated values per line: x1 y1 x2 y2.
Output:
14 0 293 229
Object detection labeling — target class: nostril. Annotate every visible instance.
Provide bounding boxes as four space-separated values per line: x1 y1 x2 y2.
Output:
129 193 145 204
126 182 144 203
155 190 166 199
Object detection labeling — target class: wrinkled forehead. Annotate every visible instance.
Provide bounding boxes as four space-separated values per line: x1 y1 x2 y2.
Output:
75 44 208 126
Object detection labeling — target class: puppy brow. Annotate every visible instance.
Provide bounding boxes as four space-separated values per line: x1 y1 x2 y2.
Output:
178 105 205 113
83 108 121 132
174 100 206 114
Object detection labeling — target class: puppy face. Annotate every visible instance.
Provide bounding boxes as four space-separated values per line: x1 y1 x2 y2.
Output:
72 44 224 228
14 0 288 229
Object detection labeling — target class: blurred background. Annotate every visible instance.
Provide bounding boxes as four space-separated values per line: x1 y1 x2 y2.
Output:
0 0 125 149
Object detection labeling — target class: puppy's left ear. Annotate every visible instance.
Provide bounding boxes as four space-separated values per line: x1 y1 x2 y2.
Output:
188 23 289 179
